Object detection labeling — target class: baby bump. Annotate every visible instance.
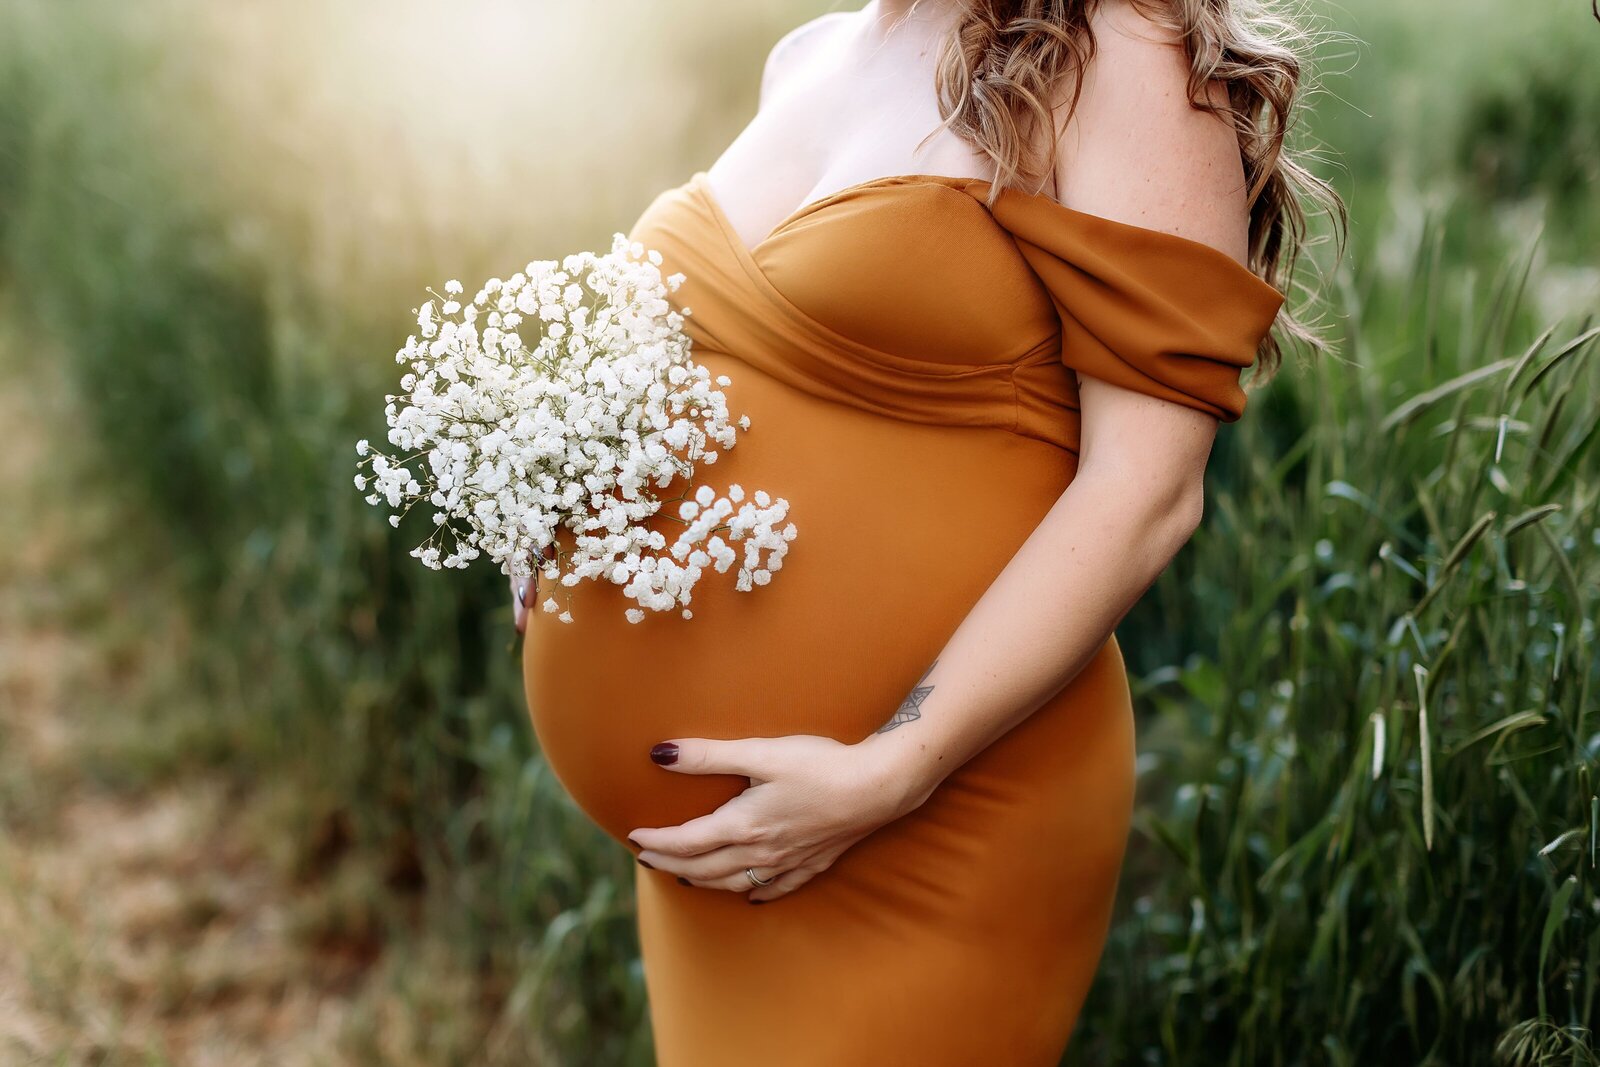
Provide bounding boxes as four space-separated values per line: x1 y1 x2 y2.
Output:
520 358 1080 844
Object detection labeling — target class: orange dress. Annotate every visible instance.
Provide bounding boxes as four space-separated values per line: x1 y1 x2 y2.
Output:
522 170 1284 1065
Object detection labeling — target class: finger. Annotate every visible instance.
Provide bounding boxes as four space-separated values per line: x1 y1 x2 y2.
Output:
510 548 535 631
747 861 823 903
672 859 794 894
629 798 767 857
513 580 530 632
637 840 790 883
649 736 778 779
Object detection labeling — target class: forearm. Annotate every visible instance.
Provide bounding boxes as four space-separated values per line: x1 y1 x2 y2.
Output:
855 466 1201 814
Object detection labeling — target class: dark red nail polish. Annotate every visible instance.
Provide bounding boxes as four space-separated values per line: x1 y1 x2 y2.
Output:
637 858 654 869
650 742 679 766
676 876 690 886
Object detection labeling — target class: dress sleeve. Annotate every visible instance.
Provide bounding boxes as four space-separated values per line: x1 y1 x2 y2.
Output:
988 192 1286 423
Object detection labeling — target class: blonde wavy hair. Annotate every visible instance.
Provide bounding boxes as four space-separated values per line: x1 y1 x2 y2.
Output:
919 0 1346 375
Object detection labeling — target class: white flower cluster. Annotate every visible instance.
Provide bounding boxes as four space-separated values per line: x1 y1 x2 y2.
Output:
355 233 796 623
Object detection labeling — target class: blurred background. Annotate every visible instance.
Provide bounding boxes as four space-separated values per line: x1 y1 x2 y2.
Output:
1 0 1597 1064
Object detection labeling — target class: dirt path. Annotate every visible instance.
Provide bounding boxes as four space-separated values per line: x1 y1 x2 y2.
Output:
0 359 370 1065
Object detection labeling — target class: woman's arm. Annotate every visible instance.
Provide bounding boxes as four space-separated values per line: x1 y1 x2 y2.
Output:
857 4 1254 808
857 2 1254 799
856 390 1217 815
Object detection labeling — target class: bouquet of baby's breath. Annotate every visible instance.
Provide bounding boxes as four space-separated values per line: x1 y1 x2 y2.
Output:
356 234 795 623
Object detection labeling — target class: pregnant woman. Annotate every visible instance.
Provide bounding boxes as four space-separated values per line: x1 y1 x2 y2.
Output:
515 0 1336 1061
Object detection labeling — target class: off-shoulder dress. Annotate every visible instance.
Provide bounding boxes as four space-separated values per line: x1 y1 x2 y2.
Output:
522 170 1285 1065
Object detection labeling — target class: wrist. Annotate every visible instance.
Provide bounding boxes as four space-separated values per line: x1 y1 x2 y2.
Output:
852 727 950 819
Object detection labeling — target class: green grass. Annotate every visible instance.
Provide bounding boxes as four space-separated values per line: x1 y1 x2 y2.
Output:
1 0 1596 1063
1076 220 1600 1064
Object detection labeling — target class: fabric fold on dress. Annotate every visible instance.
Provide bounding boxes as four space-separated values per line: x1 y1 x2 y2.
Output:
984 188 1287 422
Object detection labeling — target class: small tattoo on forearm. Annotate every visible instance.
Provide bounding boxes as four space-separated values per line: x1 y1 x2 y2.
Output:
876 660 936 734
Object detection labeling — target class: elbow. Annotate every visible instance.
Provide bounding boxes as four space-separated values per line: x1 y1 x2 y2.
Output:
1164 483 1203 547
1152 479 1206 556
1177 481 1206 540
1070 457 1208 553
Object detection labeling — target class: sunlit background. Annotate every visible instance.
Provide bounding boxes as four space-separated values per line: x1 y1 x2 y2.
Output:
2 1 1598 1064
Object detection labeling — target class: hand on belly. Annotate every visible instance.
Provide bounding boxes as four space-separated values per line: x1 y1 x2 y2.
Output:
624 733 927 903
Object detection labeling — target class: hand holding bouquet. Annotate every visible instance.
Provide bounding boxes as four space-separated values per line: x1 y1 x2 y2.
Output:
355 234 795 623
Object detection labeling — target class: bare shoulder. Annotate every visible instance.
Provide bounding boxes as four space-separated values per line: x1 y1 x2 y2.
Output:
1051 0 1251 262
760 10 857 109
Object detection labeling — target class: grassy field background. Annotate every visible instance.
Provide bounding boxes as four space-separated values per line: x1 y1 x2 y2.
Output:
1 1 1598 1064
